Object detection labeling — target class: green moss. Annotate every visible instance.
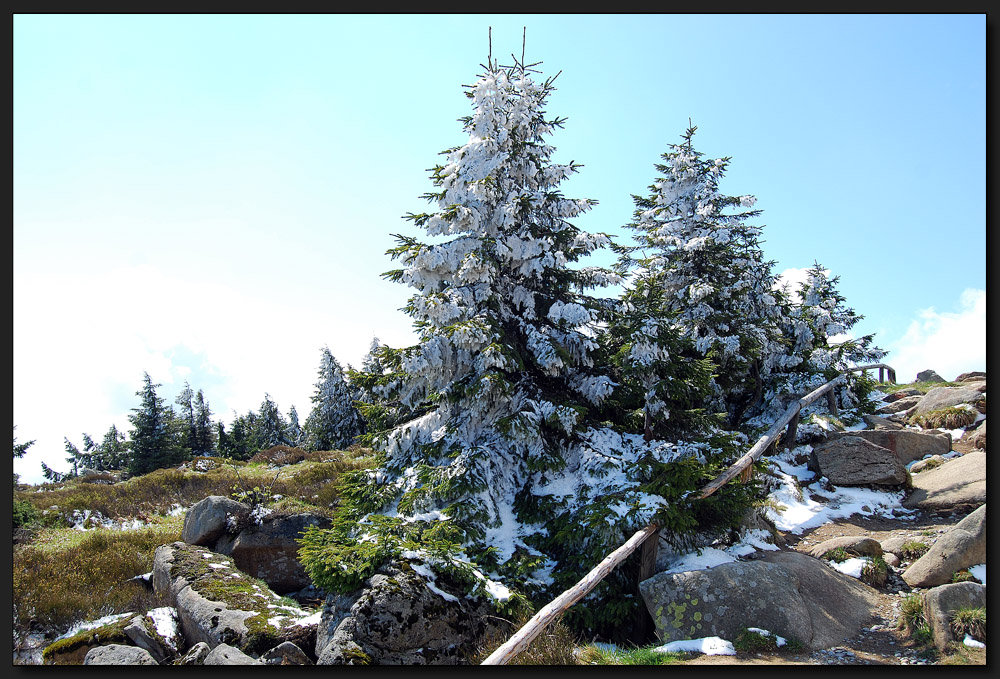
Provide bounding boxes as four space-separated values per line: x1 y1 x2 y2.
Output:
42 615 133 664
342 647 373 665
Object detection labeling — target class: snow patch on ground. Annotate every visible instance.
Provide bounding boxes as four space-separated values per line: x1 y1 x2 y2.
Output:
764 445 914 534
653 636 736 656
828 557 870 578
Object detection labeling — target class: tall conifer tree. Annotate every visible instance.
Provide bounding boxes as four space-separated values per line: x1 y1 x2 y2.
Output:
299 54 749 638
622 125 786 428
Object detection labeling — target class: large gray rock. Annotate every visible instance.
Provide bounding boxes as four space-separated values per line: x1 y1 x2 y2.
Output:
639 551 879 651
902 505 986 587
204 643 262 665
152 541 317 656
883 388 923 402
808 436 908 486
922 582 986 652
316 562 503 665
861 414 904 430
912 386 986 416
902 451 986 511
955 371 986 382
804 536 882 560
214 512 332 593
876 395 922 415
827 429 951 466
83 644 159 665
181 496 248 546
916 369 946 383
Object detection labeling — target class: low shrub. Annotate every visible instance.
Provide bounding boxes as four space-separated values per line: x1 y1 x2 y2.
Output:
13 498 40 529
898 593 933 645
575 644 680 666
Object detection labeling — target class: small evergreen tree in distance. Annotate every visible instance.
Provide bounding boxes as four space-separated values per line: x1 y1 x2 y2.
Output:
192 389 216 456
303 346 363 451
254 393 289 451
127 372 188 476
286 404 304 449
13 427 34 459
175 381 196 454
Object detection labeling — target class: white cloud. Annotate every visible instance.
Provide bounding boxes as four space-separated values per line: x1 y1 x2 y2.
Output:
13 262 416 484
884 289 986 383
774 267 810 302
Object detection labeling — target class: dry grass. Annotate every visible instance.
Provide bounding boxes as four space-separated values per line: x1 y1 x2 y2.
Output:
13 519 181 636
470 614 584 665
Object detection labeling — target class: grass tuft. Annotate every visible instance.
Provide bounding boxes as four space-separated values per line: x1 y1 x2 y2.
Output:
860 555 888 588
950 606 985 642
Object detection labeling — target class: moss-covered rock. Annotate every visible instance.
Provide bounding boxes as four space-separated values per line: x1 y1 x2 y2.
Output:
151 541 317 656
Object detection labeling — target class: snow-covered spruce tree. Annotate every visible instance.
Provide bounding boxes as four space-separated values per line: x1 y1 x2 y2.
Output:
253 394 290 451
299 59 758 639
286 404 304 449
303 346 364 451
623 125 787 429
759 261 886 425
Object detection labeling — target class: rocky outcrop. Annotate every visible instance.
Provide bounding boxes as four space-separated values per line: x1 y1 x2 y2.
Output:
315 562 503 665
902 452 985 511
826 429 951 466
922 582 986 652
955 371 986 382
902 504 985 587
182 496 331 594
639 551 879 651
83 644 159 665
915 369 946 383
808 436 907 486
181 496 249 546
875 396 922 415
152 541 317 656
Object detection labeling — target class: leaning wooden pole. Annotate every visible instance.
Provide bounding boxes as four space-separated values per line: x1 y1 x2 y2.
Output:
481 368 868 665
481 524 659 665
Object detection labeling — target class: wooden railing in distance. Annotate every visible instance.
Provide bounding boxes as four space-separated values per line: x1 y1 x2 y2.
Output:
481 363 895 665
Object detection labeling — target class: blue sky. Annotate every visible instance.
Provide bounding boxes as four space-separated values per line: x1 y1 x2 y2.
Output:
14 14 985 483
